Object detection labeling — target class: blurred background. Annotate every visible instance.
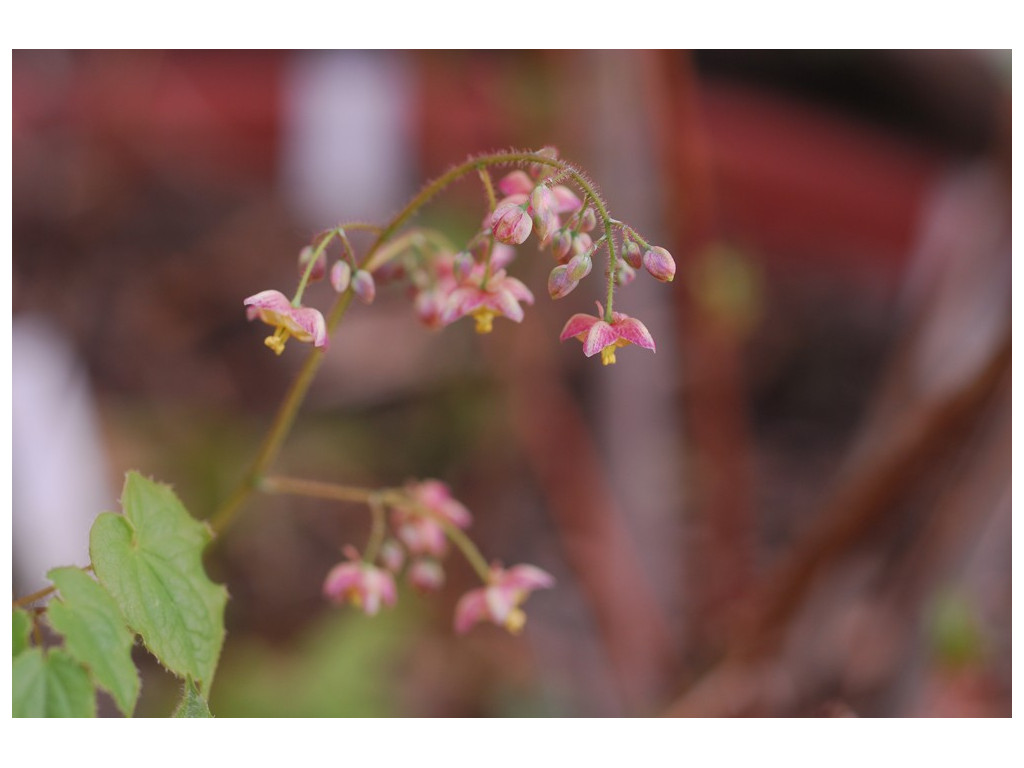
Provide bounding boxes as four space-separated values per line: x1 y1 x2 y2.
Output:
12 50 1011 717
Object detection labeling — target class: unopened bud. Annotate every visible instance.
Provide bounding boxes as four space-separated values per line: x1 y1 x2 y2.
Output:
453 251 475 282
571 232 593 256
566 252 593 282
298 245 326 282
579 207 597 232
498 170 533 197
643 246 676 282
623 240 643 269
330 260 351 293
408 559 445 593
551 230 573 261
380 539 405 573
352 269 376 303
616 262 637 286
491 201 533 245
548 264 579 299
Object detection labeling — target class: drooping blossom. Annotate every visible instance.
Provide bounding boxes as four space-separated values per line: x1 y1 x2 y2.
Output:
559 302 656 366
442 269 535 334
454 564 555 635
323 547 397 616
244 289 328 356
392 480 472 558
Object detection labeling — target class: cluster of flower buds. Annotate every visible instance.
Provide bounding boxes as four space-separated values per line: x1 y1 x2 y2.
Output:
244 148 678 365
320 479 554 634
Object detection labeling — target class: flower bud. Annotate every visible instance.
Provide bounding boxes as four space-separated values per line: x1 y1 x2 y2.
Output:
623 240 643 269
491 201 533 245
498 170 533 197
643 246 676 282
551 185 582 214
352 269 376 304
579 207 597 232
408 559 444 593
298 245 326 283
566 252 593 282
380 539 405 573
453 251 475 282
571 232 593 256
616 262 637 286
330 260 351 293
551 229 573 261
548 264 579 299
530 185 555 217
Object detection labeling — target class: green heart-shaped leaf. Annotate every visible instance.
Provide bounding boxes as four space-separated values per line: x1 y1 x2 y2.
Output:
46 566 140 717
13 648 96 717
90 472 227 688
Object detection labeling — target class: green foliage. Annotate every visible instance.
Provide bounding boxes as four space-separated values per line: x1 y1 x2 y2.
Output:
211 605 414 717
173 677 213 718
12 648 96 717
46 566 140 717
12 608 31 658
90 472 227 688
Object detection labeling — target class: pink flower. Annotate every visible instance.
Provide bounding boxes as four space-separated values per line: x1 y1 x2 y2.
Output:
244 289 328 356
491 197 533 245
323 548 397 616
442 269 535 334
559 302 656 366
392 480 472 558
454 564 555 635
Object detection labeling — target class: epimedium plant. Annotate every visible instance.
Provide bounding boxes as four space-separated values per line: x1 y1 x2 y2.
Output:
11 147 676 717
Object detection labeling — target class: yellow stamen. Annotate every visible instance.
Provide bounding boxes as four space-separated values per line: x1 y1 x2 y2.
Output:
471 307 497 334
264 326 290 355
504 608 527 634
601 346 617 365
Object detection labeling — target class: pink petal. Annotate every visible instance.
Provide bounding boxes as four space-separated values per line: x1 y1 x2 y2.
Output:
552 185 583 214
501 276 535 305
582 321 619 357
559 313 599 342
490 243 516 271
492 288 525 323
501 564 555 591
322 563 361 601
485 585 517 623
290 306 329 349
615 316 656 352
243 289 291 312
498 171 534 197
454 588 488 634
